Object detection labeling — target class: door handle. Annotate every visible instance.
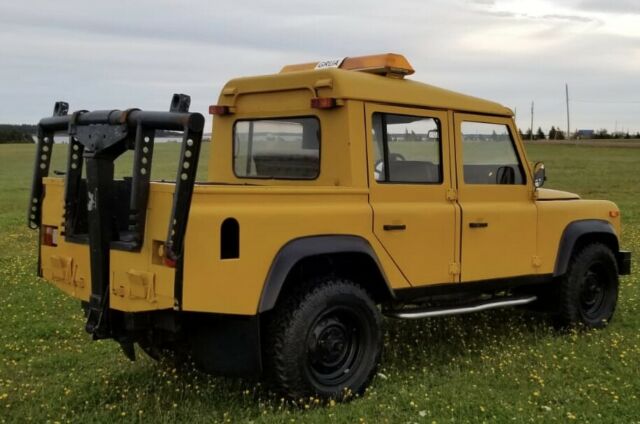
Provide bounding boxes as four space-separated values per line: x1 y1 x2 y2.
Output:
469 222 488 228
383 224 406 231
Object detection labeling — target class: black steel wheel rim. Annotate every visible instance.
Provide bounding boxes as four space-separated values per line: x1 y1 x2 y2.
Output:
306 306 366 386
579 261 609 319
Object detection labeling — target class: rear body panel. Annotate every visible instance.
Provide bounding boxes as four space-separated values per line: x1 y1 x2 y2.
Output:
39 179 412 316
40 178 177 311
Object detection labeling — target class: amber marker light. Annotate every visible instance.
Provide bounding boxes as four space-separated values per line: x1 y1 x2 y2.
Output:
609 210 620 218
209 105 232 115
310 97 339 109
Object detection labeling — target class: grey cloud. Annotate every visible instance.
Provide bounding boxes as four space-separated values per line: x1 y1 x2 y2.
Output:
0 0 639 133
579 0 640 14
467 0 496 5
541 14 597 23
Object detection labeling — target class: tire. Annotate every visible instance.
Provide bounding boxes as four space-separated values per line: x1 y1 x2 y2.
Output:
265 278 382 400
556 243 618 329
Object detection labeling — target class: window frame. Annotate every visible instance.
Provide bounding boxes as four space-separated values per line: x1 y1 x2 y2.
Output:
231 115 322 181
372 112 444 185
459 119 527 186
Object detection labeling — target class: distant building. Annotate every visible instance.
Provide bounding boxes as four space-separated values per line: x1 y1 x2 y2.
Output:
576 129 594 139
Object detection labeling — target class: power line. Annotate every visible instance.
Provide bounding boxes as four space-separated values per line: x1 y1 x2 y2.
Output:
570 99 640 104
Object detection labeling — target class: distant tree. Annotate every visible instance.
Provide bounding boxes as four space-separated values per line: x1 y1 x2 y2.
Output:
555 129 566 140
518 128 525 139
548 126 557 140
410 130 417 141
0 129 33 143
624 132 631 139
594 128 609 139
525 128 533 140
536 127 546 140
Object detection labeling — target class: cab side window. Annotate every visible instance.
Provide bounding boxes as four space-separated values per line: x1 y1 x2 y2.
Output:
461 122 525 185
372 113 442 184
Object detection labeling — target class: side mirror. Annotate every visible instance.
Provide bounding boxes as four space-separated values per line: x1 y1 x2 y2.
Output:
533 162 546 188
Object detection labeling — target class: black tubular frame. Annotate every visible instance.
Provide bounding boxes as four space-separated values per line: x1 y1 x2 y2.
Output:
28 94 205 338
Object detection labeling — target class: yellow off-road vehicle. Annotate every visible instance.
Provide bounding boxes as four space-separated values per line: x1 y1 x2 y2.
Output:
30 54 631 399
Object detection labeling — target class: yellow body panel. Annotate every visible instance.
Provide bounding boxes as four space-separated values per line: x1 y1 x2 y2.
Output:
181 186 410 314
536 199 620 275
39 61 623 316
40 179 91 301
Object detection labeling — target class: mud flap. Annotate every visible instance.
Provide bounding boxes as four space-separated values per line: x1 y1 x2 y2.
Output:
189 314 262 377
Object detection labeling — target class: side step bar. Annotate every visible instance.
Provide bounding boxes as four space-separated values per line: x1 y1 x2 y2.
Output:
385 296 537 320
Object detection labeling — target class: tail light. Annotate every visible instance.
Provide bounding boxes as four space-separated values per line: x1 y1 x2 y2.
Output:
163 256 177 268
43 225 58 246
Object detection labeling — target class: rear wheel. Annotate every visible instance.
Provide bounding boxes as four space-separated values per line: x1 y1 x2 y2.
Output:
556 243 618 329
265 278 382 400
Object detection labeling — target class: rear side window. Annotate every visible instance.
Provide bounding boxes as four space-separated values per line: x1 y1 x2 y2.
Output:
461 122 525 185
233 117 320 179
371 113 442 184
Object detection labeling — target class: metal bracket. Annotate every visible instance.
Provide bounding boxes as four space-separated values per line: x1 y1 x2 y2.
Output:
29 94 205 339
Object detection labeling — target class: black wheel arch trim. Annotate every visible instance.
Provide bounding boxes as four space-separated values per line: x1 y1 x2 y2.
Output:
258 235 394 313
554 219 621 277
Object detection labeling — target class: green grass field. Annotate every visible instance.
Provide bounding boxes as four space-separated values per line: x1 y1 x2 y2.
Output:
0 143 638 423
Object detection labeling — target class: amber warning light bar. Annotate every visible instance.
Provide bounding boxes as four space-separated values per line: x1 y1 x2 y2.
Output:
281 53 415 78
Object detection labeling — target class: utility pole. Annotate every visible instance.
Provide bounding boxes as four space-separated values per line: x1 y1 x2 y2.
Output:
530 101 534 141
565 83 570 140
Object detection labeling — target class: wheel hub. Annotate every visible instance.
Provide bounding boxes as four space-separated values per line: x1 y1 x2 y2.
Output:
310 317 350 367
580 268 607 316
306 309 364 386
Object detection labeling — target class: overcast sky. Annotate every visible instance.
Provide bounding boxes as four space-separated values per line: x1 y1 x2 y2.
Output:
1 0 639 134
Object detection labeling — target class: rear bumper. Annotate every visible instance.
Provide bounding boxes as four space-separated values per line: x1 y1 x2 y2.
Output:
617 250 632 275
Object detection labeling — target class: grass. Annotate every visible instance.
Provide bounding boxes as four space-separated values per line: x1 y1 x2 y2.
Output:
1 143 639 423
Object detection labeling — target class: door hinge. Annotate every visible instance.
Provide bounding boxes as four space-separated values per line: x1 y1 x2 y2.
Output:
446 188 457 201
532 256 542 267
449 262 460 275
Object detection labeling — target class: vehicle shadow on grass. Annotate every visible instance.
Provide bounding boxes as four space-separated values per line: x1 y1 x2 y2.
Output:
86 308 556 418
380 307 555 372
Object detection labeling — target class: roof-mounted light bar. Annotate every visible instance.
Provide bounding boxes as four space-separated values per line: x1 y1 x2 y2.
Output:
280 53 415 78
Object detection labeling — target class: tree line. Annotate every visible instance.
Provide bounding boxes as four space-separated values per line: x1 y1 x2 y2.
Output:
0 125 37 144
519 126 640 140
0 124 191 144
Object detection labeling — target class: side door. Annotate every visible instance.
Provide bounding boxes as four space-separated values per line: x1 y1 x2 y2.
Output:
453 113 537 282
367 104 458 286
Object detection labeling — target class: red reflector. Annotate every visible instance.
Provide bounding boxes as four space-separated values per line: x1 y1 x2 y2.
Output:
43 225 58 247
209 105 231 115
163 256 177 268
310 97 337 109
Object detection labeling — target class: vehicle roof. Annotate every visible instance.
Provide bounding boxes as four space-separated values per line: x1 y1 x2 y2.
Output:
220 68 513 117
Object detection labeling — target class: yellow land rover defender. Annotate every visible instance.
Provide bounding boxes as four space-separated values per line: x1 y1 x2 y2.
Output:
30 54 631 399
